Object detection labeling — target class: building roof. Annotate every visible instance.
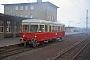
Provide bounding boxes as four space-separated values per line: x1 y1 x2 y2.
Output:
0 13 27 22
2 1 59 8
65 27 75 28
22 19 64 25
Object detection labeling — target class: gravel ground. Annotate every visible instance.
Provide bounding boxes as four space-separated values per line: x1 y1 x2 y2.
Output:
55 37 90 60
74 39 90 60
1 33 89 60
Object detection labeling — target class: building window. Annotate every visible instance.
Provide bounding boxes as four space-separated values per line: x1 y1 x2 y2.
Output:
7 21 11 33
25 15 28 18
0 21 4 33
25 6 28 10
30 14 34 18
20 6 23 10
20 15 23 17
30 6 34 10
14 22 17 33
15 6 18 10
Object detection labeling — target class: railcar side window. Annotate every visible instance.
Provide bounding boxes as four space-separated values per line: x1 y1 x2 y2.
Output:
49 25 51 32
40 25 44 32
58 26 60 31
45 25 48 32
52 26 54 32
55 26 57 31
60 26 62 31
62 25 65 31
61 26 63 31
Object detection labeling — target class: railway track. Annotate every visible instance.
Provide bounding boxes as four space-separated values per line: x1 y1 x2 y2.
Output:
0 38 63 59
52 37 90 60
71 41 89 60
0 33 86 60
0 46 33 59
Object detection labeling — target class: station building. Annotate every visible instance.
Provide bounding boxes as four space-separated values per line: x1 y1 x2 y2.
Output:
2 0 59 22
0 13 26 38
0 0 59 38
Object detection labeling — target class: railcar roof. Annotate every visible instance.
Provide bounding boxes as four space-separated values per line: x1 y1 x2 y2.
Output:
22 19 64 25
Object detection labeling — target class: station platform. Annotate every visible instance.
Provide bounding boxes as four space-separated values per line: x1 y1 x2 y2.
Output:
0 37 20 47
0 32 82 47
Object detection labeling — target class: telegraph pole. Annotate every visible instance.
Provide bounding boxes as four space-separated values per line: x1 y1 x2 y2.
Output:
86 10 88 34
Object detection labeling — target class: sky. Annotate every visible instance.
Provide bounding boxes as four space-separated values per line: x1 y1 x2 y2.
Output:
0 0 90 28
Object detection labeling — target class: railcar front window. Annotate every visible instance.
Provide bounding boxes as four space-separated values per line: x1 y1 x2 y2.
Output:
23 25 29 32
30 25 38 32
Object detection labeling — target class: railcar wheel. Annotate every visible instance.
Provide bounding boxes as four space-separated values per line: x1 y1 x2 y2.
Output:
40 42 45 46
59 37 63 41
60 37 63 39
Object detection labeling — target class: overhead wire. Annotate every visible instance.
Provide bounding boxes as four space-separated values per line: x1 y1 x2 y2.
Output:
70 0 85 15
58 0 86 24
27 0 30 3
77 0 90 24
69 0 87 27
77 0 85 10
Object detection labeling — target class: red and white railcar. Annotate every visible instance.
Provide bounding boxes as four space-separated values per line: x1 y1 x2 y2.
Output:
20 19 65 47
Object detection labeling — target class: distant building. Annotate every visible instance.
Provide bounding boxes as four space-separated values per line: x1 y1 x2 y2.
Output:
2 0 59 21
65 27 76 32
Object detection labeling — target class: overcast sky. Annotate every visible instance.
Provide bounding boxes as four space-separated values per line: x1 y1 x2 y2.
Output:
0 0 90 28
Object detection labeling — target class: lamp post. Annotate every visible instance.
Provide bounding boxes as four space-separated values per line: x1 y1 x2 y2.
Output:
68 21 73 27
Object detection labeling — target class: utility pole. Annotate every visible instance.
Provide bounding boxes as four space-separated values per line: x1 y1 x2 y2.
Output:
68 21 73 27
86 10 88 34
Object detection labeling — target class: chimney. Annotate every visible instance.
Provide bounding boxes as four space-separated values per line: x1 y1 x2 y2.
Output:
37 0 42 3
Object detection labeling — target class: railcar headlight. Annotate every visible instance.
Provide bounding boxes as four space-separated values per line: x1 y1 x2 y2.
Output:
23 35 25 37
55 33 57 35
35 35 37 38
